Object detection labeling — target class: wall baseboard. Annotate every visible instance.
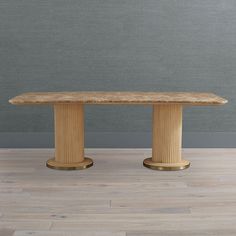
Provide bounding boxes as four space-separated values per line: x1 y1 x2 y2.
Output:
0 132 235 148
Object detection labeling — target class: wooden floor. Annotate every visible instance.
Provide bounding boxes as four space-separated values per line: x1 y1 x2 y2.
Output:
0 149 236 236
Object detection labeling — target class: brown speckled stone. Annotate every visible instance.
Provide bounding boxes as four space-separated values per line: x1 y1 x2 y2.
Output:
9 91 227 106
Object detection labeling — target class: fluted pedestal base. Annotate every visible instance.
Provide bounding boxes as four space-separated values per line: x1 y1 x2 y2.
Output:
144 104 190 171
46 104 93 171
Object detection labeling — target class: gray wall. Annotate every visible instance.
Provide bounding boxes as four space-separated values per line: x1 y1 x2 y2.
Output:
0 0 235 147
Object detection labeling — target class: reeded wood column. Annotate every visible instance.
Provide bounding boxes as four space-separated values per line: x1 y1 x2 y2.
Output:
46 104 93 170
143 104 190 171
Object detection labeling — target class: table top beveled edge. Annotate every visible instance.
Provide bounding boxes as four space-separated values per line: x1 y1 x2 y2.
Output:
9 91 228 106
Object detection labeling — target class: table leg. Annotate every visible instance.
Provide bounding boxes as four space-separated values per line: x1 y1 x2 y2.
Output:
143 104 190 171
46 104 93 170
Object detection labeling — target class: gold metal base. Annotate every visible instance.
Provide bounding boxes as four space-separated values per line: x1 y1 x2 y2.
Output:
143 158 190 171
46 157 93 170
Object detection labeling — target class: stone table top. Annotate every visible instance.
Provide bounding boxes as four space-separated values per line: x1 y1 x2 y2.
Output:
9 92 227 106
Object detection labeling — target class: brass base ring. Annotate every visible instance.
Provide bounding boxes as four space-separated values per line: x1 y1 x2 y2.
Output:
46 157 93 170
143 158 190 171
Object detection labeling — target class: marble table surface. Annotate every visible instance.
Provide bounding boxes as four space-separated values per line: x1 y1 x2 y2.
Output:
9 92 227 105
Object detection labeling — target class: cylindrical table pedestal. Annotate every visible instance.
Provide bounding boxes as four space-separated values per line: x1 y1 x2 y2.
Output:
143 104 190 171
46 104 93 170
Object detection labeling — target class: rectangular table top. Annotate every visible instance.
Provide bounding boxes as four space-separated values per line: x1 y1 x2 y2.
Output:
9 92 227 106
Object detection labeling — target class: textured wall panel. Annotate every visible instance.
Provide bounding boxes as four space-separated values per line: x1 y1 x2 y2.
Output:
0 1 233 138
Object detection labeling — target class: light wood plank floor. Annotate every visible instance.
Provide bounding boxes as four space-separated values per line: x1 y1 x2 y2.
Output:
0 149 236 236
